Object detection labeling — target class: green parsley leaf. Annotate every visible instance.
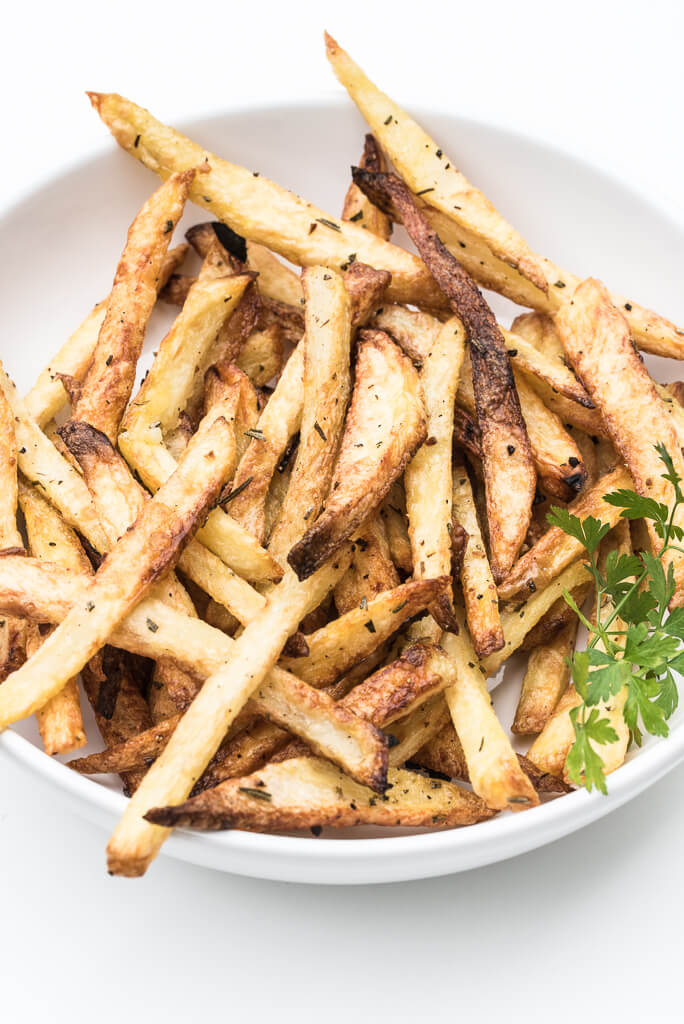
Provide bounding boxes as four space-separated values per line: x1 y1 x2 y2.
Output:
566 707 618 794
546 507 610 555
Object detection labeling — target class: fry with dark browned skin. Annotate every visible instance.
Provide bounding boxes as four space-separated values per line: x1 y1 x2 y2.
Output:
279 577 450 687
342 133 392 240
404 315 465 635
268 267 351 563
288 329 427 580
513 619 579 735
556 278 684 605
497 465 632 602
451 461 503 658
88 91 447 310
326 35 684 359
333 515 398 614
145 756 491 833
0 416 233 730
353 170 535 581
69 171 194 442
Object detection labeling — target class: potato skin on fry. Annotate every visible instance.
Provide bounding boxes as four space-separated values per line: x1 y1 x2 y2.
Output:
353 170 535 582
288 329 427 579
145 757 493 832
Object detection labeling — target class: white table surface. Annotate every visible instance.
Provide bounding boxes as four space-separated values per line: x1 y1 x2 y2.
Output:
2 2 683 1020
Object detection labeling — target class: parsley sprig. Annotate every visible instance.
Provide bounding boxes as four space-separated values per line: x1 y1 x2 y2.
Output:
547 445 684 793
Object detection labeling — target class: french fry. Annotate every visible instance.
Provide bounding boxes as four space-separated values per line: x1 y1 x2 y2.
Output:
24 245 188 428
0 389 27 686
451 461 503 658
0 362 108 553
333 515 398 614
145 756 491 832
513 619 579 735
497 466 632 602
236 324 283 387
88 92 447 310
380 495 412 574
519 584 591 652
0 553 384 787
279 577 450 687
0 416 233 730
326 36 684 358
404 315 465 634
353 171 536 581
70 171 195 442
268 267 352 562
105 550 354 875
288 329 427 579
513 371 586 500
556 278 684 605
484 560 591 675
342 133 392 240
440 628 538 811
326 33 546 289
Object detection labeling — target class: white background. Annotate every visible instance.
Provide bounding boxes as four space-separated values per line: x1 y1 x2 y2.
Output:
2 1 684 1020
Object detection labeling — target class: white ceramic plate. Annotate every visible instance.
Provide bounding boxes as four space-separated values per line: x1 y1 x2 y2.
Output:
1 100 684 884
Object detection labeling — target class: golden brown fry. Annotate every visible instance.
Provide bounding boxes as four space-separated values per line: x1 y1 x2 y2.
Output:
279 576 450 687
0 363 108 553
333 515 398 614
513 619 578 735
519 584 591 652
236 324 283 387
326 34 546 290
451 461 503 658
556 278 684 605
71 171 195 441
0 389 27 687
342 133 392 240
0 416 233 730
353 171 536 581
513 371 586 500
106 549 354 876
497 465 632 602
88 92 447 309
325 37 683 358
380 497 412 574
25 245 188 428
288 329 427 579
268 267 351 563
404 315 465 634
145 756 491 832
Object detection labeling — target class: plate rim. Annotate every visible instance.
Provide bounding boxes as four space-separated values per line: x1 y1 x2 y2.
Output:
2 97 684 883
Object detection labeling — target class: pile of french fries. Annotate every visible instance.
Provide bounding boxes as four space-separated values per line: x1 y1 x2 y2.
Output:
2 34 683 877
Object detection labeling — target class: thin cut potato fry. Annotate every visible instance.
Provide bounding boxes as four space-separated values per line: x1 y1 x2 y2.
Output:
105 552 354 876
325 37 684 358
288 329 427 579
245 241 304 306
0 389 27 687
19 481 89 754
440 627 538 811
145 757 491 832
556 278 684 605
236 324 283 387
268 267 351 563
0 362 108 553
497 465 632 602
88 92 448 310
513 618 579 735
342 133 392 240
71 170 195 442
0 555 384 785
279 577 450 687
451 462 503 658
484 560 591 676
404 315 465 633
25 245 188 428
0 416 233 730
333 515 398 614
381 496 412 574
513 371 586 500
325 33 547 290
352 171 536 581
